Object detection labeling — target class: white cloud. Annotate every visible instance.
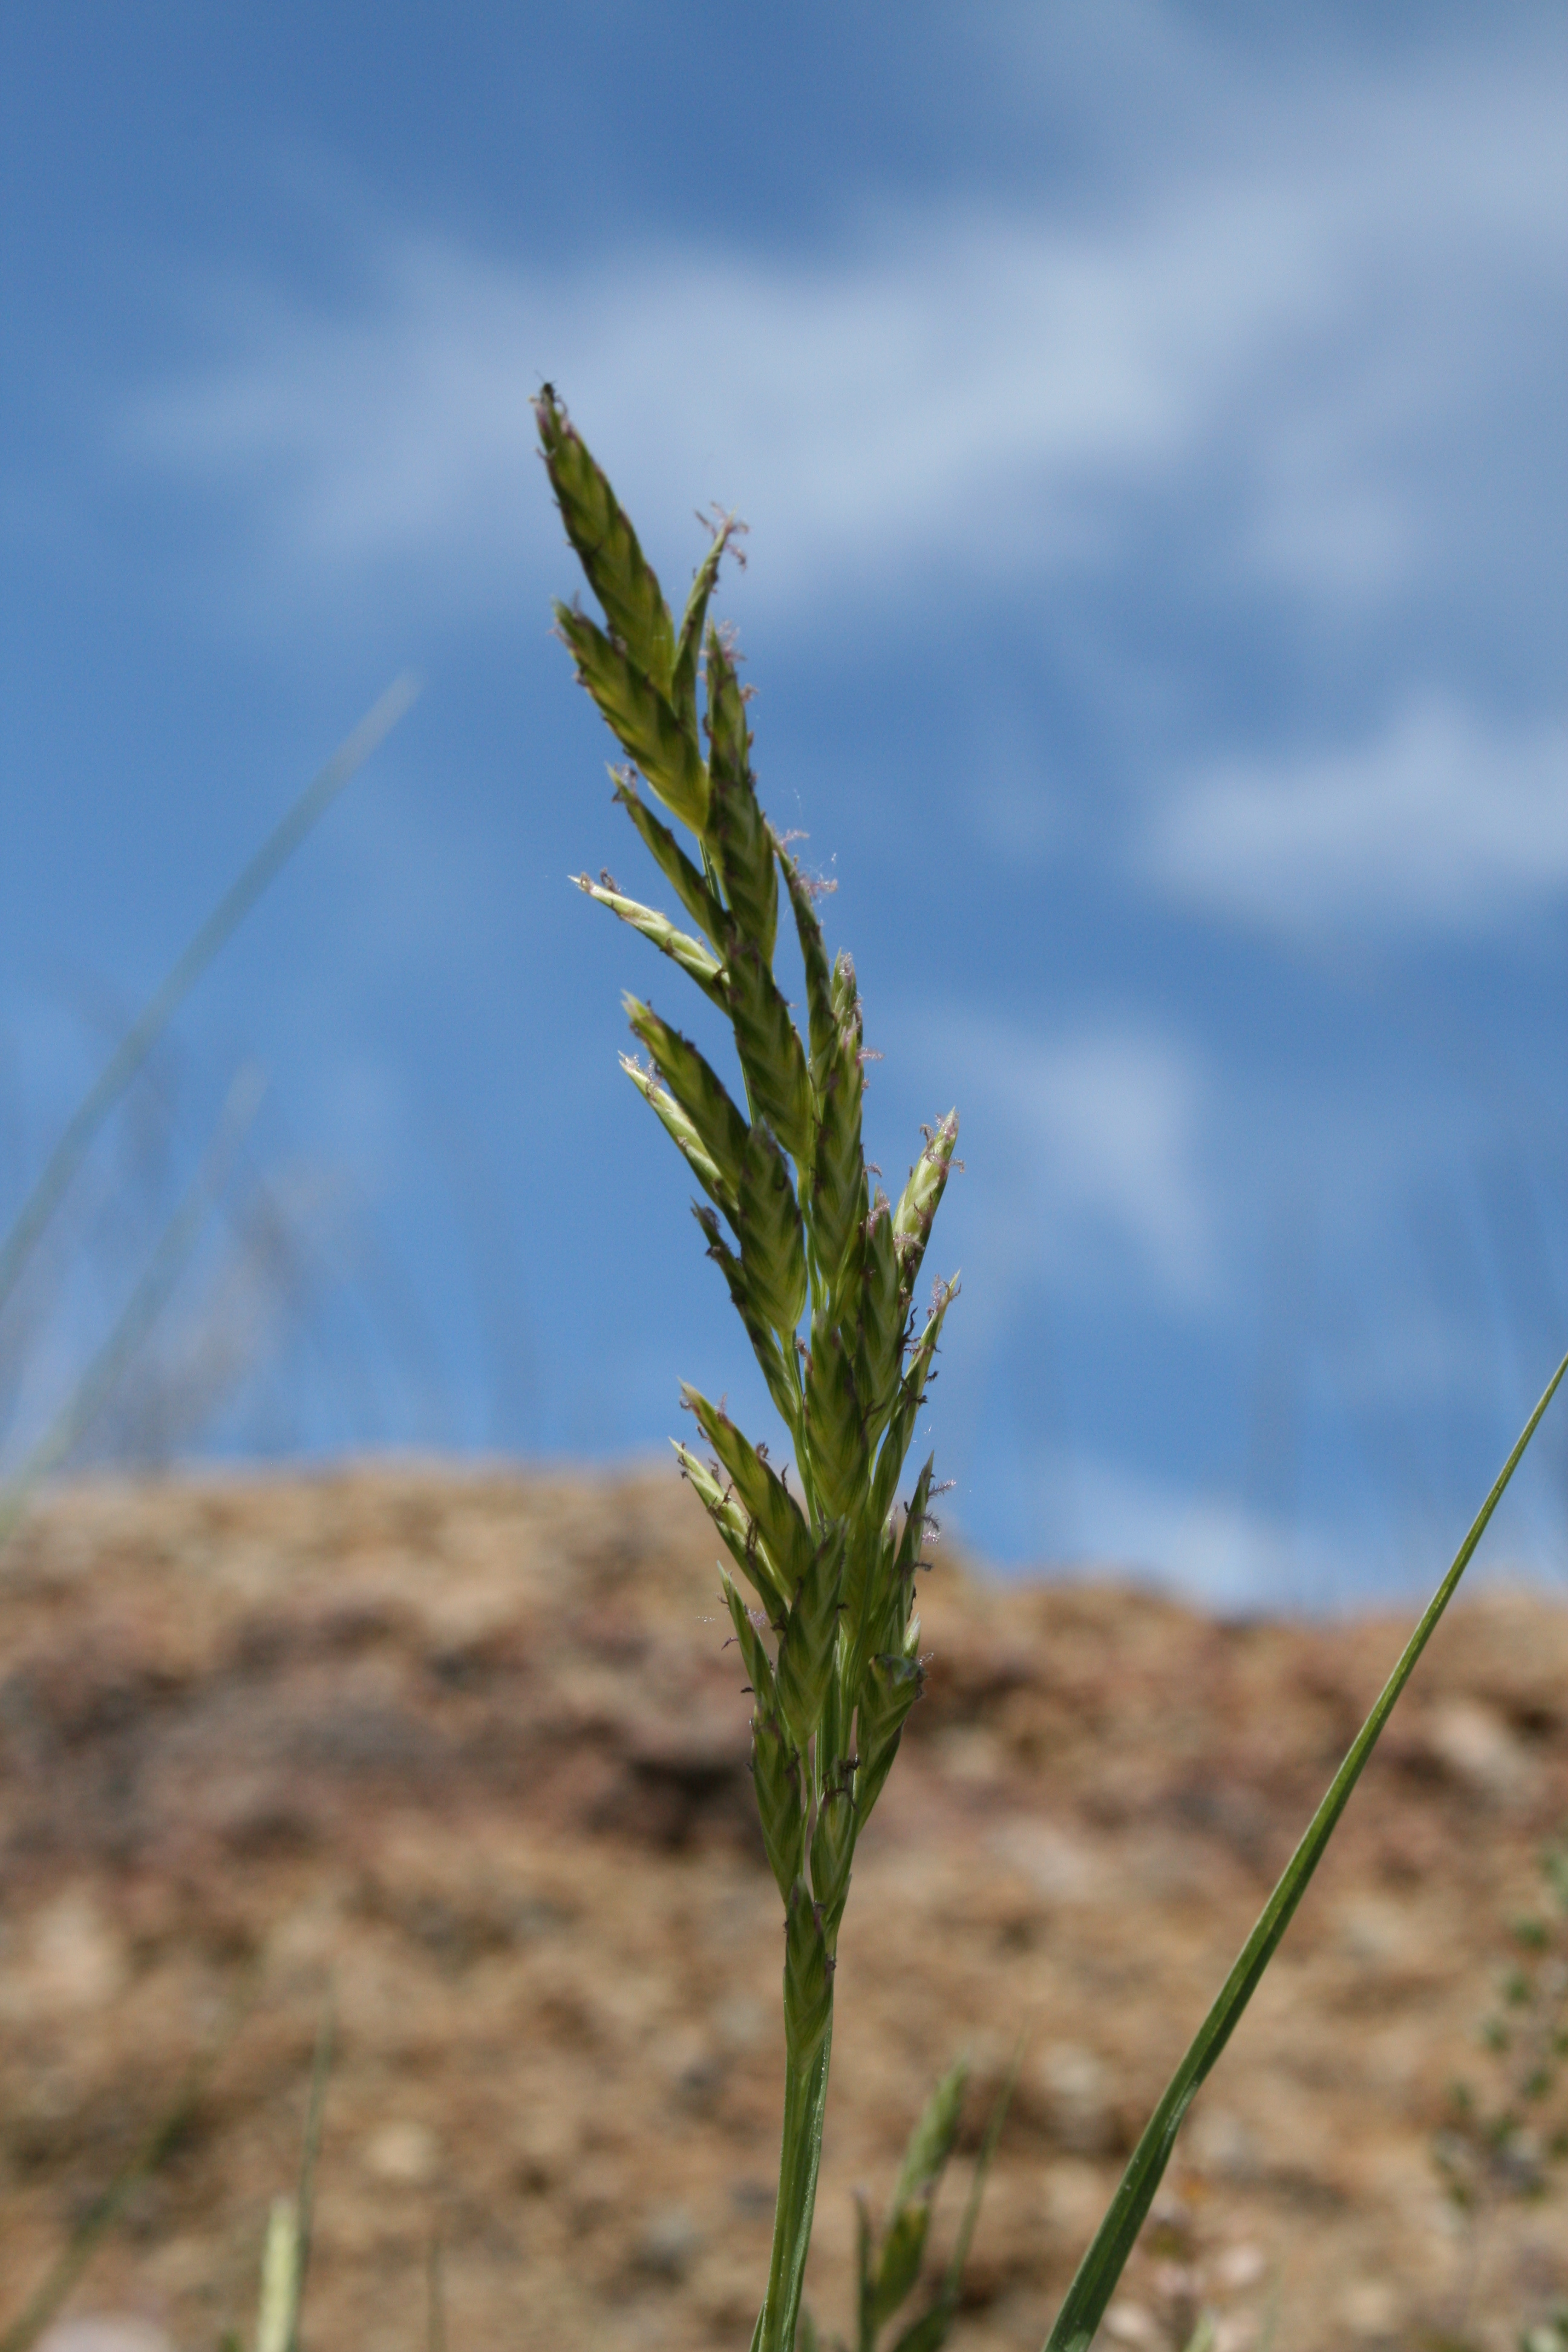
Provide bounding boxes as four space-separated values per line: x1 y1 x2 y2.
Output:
1063 1450 1321 1610
117 42 1566 633
1148 699 1568 939
925 1017 1215 1307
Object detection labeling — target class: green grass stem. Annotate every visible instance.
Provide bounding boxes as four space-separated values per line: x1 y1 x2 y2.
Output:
762 2025 835 2352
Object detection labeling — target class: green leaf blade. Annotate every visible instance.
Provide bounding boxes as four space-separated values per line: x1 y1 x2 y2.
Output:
1040 1350 1568 2352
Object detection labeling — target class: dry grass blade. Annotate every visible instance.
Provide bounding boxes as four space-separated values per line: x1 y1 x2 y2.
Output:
0 1065 266 1546
1040 1349 1568 2352
0 673 418 1330
255 2200 301 2352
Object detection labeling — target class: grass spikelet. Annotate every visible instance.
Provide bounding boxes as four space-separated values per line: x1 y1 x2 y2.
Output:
681 1385 815 1592
624 998 751 1200
803 1313 869 1521
808 970 868 1290
782 843 839 1085
783 1882 835 2067
753 1708 808 1900
555 604 708 832
871 1279 958 1527
676 1442 788 1612
724 936 815 1165
809 1760 858 1920
535 385 676 692
857 1191 905 1429
774 1527 846 1751
612 775 727 947
704 622 779 963
575 872 727 1005
737 1123 809 1337
671 521 737 733
893 1112 960 1305
855 1644 925 1823
692 1203 802 1423
621 1058 731 1214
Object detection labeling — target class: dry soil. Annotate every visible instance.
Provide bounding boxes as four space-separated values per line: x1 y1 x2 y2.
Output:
1 1466 1566 2352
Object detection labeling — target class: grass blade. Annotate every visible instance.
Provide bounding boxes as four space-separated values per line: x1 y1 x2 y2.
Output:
939 2043 1021 2309
1041 1349 1568 2352
0 673 419 1328
0 1977 253 2352
0 1065 266 1544
255 2200 300 2352
286 1994 335 2352
887 2045 1021 2352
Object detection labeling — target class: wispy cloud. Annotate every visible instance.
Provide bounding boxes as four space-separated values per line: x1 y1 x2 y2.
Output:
922 1016 1216 1308
1063 1449 1322 1610
117 39 1565 636
1147 699 1568 940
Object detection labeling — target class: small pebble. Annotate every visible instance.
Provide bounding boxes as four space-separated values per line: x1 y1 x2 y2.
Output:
362 2118 440 2184
37 2323 171 2352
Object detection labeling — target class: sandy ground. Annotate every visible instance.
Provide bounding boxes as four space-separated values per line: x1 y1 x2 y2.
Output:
1 1466 1566 2352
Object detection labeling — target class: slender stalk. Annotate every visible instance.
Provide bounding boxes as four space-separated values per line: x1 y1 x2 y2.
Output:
0 1064 266 1545
0 674 418 1330
762 2025 835 2352
0 1971 255 2352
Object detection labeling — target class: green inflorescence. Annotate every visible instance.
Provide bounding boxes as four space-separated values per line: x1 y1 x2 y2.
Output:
538 385 960 2352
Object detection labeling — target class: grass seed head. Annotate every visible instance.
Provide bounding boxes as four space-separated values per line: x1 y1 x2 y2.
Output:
535 386 678 691
577 874 727 1007
804 1315 869 1522
784 1881 835 2066
682 1385 816 1596
674 1442 788 1612
725 937 814 1166
737 1123 809 1336
753 1710 808 1900
612 776 727 950
621 1056 733 1218
774 1526 846 1751
893 1112 961 1306
554 602 710 834
704 624 780 964
624 998 750 1201
693 1203 802 1426
544 398 972 2352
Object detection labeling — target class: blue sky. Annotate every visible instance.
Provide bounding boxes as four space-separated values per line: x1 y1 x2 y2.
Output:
2 3 1566 1604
